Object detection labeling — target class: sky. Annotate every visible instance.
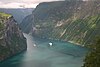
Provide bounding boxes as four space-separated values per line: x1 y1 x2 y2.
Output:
0 0 63 8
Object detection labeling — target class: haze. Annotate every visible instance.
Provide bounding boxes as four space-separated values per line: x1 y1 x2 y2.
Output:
0 0 63 8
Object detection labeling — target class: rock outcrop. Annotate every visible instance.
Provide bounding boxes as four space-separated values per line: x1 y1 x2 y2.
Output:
0 12 27 62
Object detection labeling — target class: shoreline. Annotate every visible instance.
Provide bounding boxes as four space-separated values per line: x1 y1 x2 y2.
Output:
28 34 86 48
0 49 27 63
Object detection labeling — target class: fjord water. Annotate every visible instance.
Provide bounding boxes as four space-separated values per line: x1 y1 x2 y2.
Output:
0 33 88 67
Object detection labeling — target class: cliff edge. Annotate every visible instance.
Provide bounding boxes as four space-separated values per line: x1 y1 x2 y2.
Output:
0 12 27 62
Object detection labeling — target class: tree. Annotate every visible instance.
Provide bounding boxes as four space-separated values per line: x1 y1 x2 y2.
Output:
82 38 100 67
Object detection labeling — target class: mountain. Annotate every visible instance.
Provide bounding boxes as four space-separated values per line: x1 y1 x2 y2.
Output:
0 12 27 62
21 0 100 46
0 8 33 24
20 14 34 33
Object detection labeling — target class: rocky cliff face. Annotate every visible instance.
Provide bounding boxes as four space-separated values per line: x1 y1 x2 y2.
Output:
0 12 27 62
22 0 100 46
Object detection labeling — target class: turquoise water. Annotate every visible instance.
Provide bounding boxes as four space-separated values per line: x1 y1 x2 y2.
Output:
0 34 88 67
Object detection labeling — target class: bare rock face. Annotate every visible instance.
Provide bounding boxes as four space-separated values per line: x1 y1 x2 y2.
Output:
0 12 27 62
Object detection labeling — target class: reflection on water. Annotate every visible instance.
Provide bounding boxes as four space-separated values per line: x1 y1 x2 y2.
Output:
0 33 88 67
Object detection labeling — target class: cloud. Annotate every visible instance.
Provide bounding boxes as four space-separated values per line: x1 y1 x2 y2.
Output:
0 2 38 8
0 0 61 3
0 0 62 8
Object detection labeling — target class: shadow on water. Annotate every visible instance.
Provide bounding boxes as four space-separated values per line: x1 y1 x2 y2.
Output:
0 33 88 67
31 36 88 57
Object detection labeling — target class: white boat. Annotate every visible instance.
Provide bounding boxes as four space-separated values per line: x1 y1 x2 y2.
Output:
33 44 36 47
49 42 53 46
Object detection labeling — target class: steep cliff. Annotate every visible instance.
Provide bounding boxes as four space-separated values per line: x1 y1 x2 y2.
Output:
22 0 100 46
20 14 34 33
0 12 27 62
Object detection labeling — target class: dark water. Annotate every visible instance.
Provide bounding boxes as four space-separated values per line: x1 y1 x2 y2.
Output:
0 33 88 67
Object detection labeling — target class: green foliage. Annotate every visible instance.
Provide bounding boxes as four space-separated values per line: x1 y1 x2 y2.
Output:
0 12 11 30
82 38 100 67
0 20 4 37
0 12 27 62
0 22 4 30
0 12 11 18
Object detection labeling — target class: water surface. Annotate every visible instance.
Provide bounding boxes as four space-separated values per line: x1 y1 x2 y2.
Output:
0 33 88 67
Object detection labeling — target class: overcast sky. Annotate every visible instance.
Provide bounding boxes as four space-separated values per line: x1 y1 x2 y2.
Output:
0 0 63 8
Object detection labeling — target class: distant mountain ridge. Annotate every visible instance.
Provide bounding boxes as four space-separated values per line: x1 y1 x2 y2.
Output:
0 8 33 24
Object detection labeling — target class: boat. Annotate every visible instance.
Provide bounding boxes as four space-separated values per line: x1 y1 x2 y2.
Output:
49 42 53 46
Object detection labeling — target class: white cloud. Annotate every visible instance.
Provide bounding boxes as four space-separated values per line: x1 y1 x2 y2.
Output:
0 0 61 8
0 2 38 8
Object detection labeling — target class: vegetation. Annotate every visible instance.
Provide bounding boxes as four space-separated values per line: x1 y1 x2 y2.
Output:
0 22 4 31
0 12 27 62
0 12 12 31
22 0 99 46
82 38 100 67
0 13 5 37
0 12 11 18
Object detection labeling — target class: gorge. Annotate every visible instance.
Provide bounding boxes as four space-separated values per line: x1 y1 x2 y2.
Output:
0 0 100 67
